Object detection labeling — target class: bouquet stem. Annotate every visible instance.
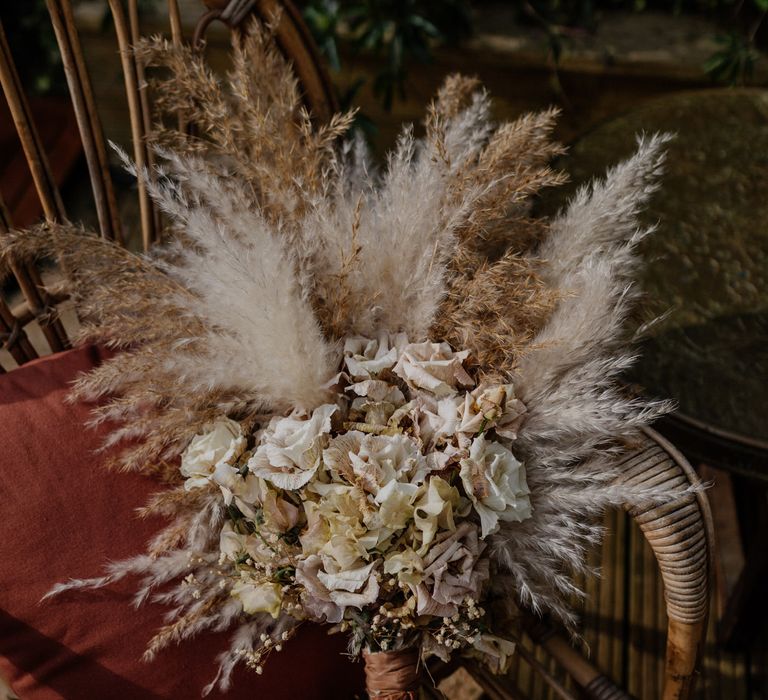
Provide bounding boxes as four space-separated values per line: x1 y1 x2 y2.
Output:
363 648 420 699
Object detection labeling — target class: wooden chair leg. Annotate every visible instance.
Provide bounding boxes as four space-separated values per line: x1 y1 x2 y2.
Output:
523 614 633 700
663 619 706 700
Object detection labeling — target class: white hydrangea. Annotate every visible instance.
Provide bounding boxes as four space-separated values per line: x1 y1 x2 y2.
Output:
343 332 407 379
323 431 428 489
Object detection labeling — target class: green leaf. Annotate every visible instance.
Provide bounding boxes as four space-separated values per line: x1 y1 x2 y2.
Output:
273 566 296 583
408 15 441 38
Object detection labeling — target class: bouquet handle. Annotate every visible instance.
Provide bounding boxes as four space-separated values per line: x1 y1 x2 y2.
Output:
363 648 420 699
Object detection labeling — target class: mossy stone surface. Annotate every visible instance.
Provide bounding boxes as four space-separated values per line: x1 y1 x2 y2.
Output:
539 89 768 441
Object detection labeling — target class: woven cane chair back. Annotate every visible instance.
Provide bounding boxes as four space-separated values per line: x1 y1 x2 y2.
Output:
0 3 711 699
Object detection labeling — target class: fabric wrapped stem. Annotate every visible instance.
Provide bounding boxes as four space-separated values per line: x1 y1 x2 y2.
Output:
363 648 420 699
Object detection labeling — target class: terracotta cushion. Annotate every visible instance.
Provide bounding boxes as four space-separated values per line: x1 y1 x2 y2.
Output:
0 346 365 699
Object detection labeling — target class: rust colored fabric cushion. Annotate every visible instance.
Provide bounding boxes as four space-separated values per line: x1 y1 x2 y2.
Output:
0 346 365 700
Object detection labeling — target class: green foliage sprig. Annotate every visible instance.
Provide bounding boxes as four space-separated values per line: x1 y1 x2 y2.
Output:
513 0 766 86
303 0 473 111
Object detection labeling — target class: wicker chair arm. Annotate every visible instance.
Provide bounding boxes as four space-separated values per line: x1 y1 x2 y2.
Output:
462 427 712 700
614 426 713 700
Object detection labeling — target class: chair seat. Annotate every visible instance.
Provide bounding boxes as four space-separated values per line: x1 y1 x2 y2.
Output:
0 346 365 699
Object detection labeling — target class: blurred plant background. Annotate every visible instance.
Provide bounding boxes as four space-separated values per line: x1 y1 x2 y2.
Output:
4 0 159 96
511 1 767 84
303 0 472 111
301 0 768 116
6 0 767 106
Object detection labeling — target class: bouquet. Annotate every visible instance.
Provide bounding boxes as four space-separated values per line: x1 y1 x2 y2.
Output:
0 19 689 698
178 334 529 685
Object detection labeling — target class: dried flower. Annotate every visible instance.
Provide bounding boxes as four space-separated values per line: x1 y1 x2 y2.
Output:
17 23 682 688
394 342 474 397
459 435 531 538
231 580 283 618
414 522 489 617
180 419 246 490
249 405 336 489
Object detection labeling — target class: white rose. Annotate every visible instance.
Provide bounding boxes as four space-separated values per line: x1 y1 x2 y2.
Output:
180 418 246 490
231 580 282 618
393 341 474 397
248 404 337 490
460 435 531 538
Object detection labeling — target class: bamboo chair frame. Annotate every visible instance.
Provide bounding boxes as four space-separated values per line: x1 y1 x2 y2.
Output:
0 2 711 698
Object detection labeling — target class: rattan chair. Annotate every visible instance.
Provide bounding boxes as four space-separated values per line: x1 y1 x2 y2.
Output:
0 2 712 698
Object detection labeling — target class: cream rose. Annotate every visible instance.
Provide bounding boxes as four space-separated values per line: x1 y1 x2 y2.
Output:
248 404 337 490
393 341 474 397
231 580 282 618
180 418 246 490
460 435 531 538
457 383 527 439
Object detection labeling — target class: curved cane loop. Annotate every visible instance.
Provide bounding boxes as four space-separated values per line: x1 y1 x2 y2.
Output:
615 427 713 700
199 0 338 122
193 9 225 51
203 0 258 26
